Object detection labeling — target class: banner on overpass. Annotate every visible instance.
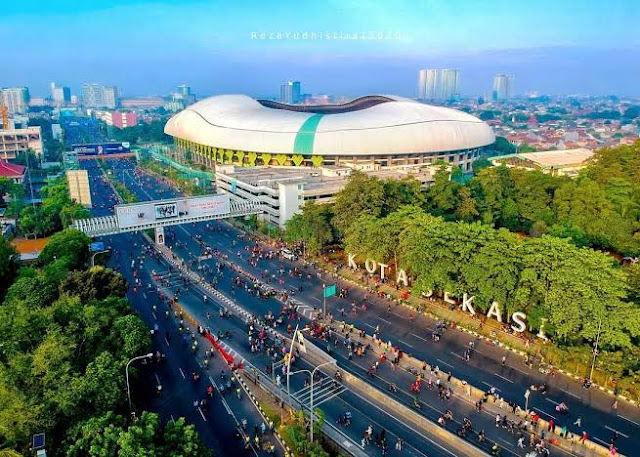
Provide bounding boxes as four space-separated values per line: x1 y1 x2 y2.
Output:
115 194 231 229
72 142 131 156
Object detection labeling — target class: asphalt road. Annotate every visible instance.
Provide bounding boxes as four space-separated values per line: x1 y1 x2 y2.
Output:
87 157 638 456
87 159 474 457
86 161 285 457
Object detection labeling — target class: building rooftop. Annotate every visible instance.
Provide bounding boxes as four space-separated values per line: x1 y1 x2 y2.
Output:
491 148 593 169
217 164 436 192
0 159 26 177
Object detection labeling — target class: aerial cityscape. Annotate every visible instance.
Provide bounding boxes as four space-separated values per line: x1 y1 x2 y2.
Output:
1 1 639 457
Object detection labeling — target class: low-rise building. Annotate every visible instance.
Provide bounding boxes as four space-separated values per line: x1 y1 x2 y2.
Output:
0 126 44 160
96 110 138 129
0 159 26 183
490 148 593 177
215 164 437 227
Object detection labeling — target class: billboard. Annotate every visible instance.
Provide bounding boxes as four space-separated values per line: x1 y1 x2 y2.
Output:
115 194 231 229
72 142 131 156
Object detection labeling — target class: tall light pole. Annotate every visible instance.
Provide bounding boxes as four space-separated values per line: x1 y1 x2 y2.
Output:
288 360 336 443
90 249 109 267
309 360 336 442
126 353 154 414
286 324 310 405
589 316 603 382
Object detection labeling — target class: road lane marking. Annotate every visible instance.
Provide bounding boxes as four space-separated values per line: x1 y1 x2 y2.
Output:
411 333 429 342
605 426 628 438
363 323 376 330
545 398 560 406
179 367 186 379
164 337 170 346
154 374 161 386
482 382 501 391
533 407 556 420
377 317 392 325
198 406 207 421
152 311 157 320
311 297 321 303
494 373 514 383
560 389 581 399
436 358 454 369
398 340 414 348
618 415 639 426
593 436 609 446
498 437 514 448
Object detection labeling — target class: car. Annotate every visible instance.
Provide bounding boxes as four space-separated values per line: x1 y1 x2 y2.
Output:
281 248 296 261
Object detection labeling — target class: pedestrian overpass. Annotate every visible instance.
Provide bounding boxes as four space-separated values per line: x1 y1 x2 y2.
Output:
73 194 262 237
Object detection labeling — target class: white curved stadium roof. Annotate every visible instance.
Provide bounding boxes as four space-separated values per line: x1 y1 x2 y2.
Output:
164 94 495 156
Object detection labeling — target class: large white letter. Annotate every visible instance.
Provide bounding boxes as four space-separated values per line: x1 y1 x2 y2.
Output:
365 258 377 274
461 293 476 316
537 318 548 340
378 263 388 279
444 292 456 305
348 253 358 270
486 301 503 323
396 269 409 287
510 312 527 333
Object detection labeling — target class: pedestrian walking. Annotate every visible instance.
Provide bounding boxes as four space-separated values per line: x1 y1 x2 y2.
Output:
573 417 582 427
395 437 404 451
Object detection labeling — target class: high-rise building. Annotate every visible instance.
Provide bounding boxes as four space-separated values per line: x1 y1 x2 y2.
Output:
440 69 460 100
280 81 301 104
417 69 459 100
1 87 30 114
82 83 118 108
173 84 196 106
493 74 515 101
50 82 71 106
103 86 119 109
82 83 104 108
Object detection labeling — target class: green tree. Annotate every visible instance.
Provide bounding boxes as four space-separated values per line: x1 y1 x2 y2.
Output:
60 267 128 302
0 236 20 300
333 171 385 235
284 201 334 255
454 187 479 222
111 315 152 359
39 229 90 270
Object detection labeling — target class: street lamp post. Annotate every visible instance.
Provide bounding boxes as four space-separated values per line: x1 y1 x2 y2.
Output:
589 316 603 382
286 324 309 405
126 353 154 414
287 359 336 443
309 360 336 442
322 284 326 318
90 249 110 267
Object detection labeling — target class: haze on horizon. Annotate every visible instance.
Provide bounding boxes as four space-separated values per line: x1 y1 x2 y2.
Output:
2 0 639 98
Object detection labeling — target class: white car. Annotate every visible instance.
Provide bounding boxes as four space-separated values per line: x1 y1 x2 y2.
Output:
281 249 296 261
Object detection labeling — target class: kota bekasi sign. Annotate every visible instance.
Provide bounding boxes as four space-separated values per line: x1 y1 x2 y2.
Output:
347 253 548 340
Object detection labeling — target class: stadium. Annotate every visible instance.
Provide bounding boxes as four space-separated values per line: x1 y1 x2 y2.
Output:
164 94 495 172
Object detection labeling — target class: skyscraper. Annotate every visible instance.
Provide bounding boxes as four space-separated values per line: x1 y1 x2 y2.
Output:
82 84 118 109
440 69 460 100
418 69 439 99
280 81 301 104
417 69 459 100
493 74 515 101
103 86 119 109
1 87 30 114
177 84 191 96
50 82 71 106
82 83 104 108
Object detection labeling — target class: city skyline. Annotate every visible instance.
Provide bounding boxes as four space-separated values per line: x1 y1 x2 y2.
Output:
2 1 640 98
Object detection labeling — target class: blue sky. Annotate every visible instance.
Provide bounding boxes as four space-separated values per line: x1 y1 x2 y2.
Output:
2 0 639 97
